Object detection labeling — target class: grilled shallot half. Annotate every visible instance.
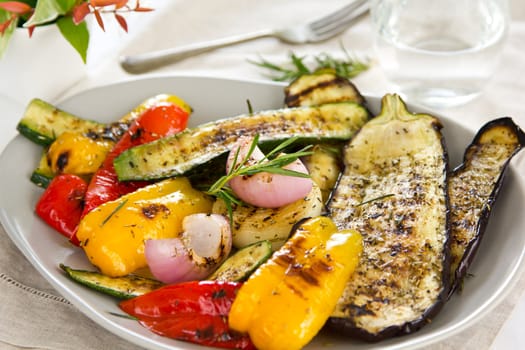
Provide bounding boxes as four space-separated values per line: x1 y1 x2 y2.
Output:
145 213 232 284
226 136 313 209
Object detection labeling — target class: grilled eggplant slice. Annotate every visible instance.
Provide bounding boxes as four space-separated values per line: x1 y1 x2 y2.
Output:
448 117 525 296
284 72 365 107
326 94 450 340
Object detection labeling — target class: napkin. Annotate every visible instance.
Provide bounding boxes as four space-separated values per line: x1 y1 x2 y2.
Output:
0 225 143 350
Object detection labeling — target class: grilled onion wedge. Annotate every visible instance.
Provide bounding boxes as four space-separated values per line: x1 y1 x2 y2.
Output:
327 93 450 340
448 117 525 296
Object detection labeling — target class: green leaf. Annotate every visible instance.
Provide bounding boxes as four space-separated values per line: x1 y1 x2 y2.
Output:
56 16 89 63
0 9 17 58
23 0 68 27
0 8 9 22
56 0 76 12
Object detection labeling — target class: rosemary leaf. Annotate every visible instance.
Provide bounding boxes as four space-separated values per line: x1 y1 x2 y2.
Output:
264 136 303 158
266 147 313 163
249 151 312 172
290 52 310 75
356 194 395 207
245 133 260 163
248 56 298 82
216 190 237 223
257 167 311 178
100 199 128 227
246 99 254 115
249 43 370 81
108 312 138 320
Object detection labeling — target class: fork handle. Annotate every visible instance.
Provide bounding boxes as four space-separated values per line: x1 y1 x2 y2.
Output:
120 29 276 74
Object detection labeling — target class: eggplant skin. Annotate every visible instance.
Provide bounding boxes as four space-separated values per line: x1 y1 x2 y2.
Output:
448 117 525 297
326 94 450 341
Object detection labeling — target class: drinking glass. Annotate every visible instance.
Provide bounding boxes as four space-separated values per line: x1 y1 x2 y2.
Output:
370 0 509 108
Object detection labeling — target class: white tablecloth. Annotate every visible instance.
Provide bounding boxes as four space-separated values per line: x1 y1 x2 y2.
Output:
1 1 524 349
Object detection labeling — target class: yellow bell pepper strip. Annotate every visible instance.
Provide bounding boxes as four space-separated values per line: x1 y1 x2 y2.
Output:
47 131 113 175
76 177 213 277
228 216 363 350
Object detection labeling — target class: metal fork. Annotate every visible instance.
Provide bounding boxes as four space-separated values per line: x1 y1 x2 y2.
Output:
120 0 369 74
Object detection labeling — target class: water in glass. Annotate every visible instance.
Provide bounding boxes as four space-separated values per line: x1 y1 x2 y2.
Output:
371 0 509 108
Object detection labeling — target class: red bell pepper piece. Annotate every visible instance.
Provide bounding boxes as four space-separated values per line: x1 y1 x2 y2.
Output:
134 102 189 144
119 281 255 350
35 174 87 241
81 102 189 216
138 314 255 350
120 280 239 317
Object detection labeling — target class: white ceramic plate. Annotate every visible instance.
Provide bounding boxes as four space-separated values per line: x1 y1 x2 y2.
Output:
1 76 524 350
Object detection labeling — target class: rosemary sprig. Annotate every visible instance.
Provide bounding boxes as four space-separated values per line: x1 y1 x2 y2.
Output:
249 43 370 82
205 135 313 220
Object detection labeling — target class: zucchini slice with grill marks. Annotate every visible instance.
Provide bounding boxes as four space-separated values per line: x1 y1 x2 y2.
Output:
285 73 362 204
302 144 343 205
30 150 54 188
113 102 369 181
448 117 525 297
326 94 450 340
60 264 163 299
17 99 104 147
284 72 365 107
207 240 273 282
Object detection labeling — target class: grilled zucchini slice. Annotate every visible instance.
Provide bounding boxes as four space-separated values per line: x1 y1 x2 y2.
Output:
60 264 163 299
448 117 525 296
207 240 273 282
327 94 450 340
284 72 365 107
17 99 103 147
286 73 362 204
213 182 324 251
30 150 54 188
113 102 369 181
302 144 343 204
